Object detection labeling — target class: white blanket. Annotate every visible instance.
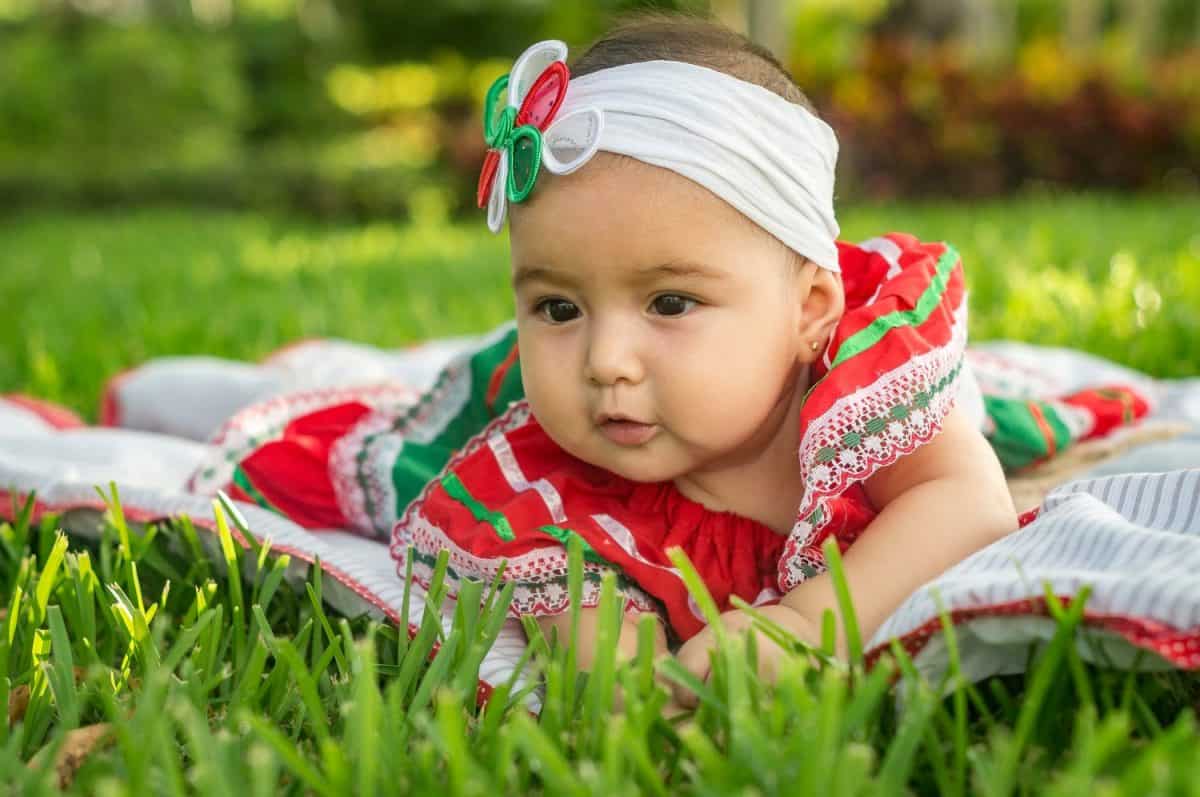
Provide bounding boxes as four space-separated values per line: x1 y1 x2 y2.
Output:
2 338 1198 702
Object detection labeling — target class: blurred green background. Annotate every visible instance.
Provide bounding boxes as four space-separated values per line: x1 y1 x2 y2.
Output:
1 0 1199 416
2 0 1198 219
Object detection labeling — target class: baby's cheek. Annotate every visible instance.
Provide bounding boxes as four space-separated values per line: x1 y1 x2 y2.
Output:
525 374 585 443
523 377 560 423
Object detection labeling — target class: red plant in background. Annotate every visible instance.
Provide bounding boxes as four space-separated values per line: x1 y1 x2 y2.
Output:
802 37 1200 198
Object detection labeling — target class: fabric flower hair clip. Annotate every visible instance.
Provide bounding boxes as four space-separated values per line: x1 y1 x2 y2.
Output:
477 40 604 231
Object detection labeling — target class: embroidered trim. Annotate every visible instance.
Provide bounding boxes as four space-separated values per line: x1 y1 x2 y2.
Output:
333 323 518 536
400 509 659 619
187 383 417 496
330 354 473 537
388 402 666 621
797 306 968 518
329 410 403 537
778 300 969 591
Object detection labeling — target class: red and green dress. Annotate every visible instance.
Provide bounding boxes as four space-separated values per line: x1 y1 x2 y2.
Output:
193 233 1149 642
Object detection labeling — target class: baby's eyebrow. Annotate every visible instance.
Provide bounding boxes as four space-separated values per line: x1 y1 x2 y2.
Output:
511 260 726 290
512 265 576 290
632 261 726 282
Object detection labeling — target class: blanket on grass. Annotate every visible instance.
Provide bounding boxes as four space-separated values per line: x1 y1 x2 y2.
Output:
2 334 1199 706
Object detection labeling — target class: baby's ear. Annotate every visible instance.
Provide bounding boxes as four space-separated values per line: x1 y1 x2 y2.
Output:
796 265 844 360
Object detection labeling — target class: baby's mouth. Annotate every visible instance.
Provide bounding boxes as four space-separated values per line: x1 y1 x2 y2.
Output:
597 418 659 446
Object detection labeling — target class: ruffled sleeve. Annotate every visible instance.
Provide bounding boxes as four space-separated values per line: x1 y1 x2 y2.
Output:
777 233 969 592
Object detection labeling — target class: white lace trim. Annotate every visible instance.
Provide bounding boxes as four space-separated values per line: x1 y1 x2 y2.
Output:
397 508 658 619
329 410 404 536
329 349 483 536
186 383 417 496
778 299 969 591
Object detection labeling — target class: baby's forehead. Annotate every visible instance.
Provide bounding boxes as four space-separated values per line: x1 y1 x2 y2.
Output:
511 153 771 247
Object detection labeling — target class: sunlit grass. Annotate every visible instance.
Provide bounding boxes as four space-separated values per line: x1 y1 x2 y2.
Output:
3 195 1200 792
3 493 1200 794
2 192 1198 418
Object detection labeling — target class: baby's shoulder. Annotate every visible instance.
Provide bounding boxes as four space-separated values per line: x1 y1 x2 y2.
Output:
836 233 963 312
795 234 968 524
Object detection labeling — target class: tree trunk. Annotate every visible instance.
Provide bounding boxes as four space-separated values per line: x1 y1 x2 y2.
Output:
961 0 1015 65
1122 0 1162 59
1065 0 1101 53
710 0 747 34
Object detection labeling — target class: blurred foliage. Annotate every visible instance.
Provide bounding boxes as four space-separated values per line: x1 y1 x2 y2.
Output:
802 38 1200 197
0 0 698 218
0 25 246 180
0 0 1197 218
788 0 1200 196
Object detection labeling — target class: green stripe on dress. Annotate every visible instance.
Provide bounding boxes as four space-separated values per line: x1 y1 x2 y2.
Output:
232 466 283 515
982 395 1078 470
828 244 960 370
384 325 522 521
1041 402 1075 453
440 472 516 541
538 525 613 566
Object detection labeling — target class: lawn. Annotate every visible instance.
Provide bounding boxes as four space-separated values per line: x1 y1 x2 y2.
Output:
3 192 1198 417
2 194 1200 794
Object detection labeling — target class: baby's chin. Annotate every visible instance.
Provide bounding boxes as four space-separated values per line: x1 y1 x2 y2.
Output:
533 411 686 484
572 437 688 485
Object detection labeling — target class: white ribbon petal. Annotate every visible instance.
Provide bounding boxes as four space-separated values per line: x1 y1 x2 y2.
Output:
487 149 509 233
541 108 604 175
508 40 568 108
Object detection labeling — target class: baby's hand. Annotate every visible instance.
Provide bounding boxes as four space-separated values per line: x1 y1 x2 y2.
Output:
671 604 819 708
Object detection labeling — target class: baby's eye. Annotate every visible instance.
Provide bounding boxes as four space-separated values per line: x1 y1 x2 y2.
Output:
650 294 697 317
535 298 581 324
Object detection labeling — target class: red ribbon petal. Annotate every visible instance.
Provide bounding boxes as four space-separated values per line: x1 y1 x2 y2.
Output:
477 149 500 209
517 61 568 131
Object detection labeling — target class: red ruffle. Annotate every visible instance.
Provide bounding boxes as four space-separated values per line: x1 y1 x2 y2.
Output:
3 394 86 430
413 413 793 639
230 401 372 529
1061 386 1151 440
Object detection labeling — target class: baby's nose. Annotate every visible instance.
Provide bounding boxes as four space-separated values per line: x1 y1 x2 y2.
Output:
583 322 645 387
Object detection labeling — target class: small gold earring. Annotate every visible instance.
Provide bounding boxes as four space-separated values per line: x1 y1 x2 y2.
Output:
810 340 821 352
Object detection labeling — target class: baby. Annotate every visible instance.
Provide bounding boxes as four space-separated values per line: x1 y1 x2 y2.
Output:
216 14 1018 701
403 15 1017 694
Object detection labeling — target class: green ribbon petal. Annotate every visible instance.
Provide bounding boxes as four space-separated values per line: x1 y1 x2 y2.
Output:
506 125 543 203
483 75 510 145
482 71 549 205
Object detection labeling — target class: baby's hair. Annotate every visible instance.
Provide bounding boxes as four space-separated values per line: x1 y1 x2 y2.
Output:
571 11 817 113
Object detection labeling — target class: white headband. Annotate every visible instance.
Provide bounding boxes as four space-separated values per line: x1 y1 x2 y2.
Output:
479 40 841 272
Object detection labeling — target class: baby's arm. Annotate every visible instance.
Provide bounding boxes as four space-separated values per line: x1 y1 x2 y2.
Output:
535 609 690 714
779 406 1018 655
533 608 670 669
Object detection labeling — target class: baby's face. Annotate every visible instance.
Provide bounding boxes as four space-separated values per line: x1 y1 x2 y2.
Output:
509 153 822 484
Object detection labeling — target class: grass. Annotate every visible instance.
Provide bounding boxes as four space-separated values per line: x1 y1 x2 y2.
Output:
1 192 1198 417
3 492 1200 795
2 193 1200 793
